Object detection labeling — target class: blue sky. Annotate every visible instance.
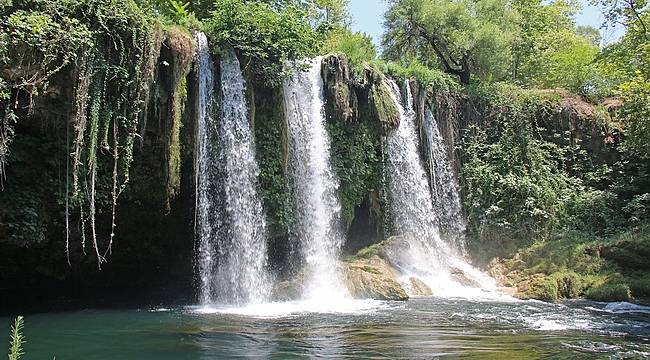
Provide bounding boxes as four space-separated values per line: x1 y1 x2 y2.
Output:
348 0 625 49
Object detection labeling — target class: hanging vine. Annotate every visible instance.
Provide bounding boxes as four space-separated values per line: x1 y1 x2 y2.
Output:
69 0 162 267
1 0 164 267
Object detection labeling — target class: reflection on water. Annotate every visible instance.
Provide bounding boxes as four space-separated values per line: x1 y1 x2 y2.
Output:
1 298 649 359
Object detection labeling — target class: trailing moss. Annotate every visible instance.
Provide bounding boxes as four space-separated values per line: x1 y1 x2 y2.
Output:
253 84 294 237
0 0 170 266
164 27 194 210
328 119 383 226
368 76 400 130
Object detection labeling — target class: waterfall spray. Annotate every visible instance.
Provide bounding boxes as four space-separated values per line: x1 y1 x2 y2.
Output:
282 57 348 300
423 108 467 253
195 33 270 305
382 79 495 296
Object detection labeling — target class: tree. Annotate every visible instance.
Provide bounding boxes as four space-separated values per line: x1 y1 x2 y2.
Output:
207 0 320 85
382 0 519 84
591 0 648 40
313 0 351 28
519 29 600 93
576 25 602 46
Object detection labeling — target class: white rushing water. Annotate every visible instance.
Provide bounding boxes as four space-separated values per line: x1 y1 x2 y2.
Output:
282 57 348 301
383 79 498 298
195 33 270 305
423 108 466 253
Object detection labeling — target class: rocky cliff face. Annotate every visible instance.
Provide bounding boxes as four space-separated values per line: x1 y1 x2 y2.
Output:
0 39 620 308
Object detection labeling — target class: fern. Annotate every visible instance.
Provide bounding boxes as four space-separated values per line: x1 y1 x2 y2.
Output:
168 0 189 21
7 316 24 360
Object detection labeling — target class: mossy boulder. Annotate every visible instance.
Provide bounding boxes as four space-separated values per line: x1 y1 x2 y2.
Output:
516 274 560 301
367 70 400 130
343 255 408 301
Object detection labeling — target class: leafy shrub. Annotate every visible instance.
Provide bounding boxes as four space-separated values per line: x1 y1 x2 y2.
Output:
206 0 319 85
322 29 376 77
565 190 620 234
585 281 632 302
551 271 583 298
370 60 458 89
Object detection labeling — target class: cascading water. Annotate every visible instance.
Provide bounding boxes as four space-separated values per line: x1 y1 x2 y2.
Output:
282 57 348 300
382 79 496 297
195 32 270 306
423 108 466 253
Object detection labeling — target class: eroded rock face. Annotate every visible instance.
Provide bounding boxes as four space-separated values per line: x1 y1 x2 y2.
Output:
343 255 408 301
368 71 400 130
321 54 358 123
407 277 433 296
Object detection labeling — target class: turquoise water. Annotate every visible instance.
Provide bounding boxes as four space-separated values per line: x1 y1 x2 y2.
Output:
2 297 649 359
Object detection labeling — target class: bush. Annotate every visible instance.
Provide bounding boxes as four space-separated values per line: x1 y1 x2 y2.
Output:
321 29 376 76
585 281 632 302
206 0 319 85
551 271 583 298
629 275 650 299
565 190 620 234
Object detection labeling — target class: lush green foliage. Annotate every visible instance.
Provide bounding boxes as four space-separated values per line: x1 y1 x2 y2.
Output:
1 0 164 266
461 85 576 240
254 88 295 235
370 60 458 89
322 29 376 75
382 0 607 92
328 119 383 225
206 0 320 85
383 0 519 84
512 0 602 94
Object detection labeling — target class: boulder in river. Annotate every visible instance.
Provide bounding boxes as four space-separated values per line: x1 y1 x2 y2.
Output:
343 255 409 301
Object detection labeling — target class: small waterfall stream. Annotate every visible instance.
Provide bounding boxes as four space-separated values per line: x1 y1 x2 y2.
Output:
383 79 494 296
282 57 347 300
195 33 270 306
423 108 466 253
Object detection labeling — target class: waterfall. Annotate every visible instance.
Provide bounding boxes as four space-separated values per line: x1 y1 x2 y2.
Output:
382 79 454 271
282 57 347 299
382 79 493 296
423 108 467 253
195 32 270 305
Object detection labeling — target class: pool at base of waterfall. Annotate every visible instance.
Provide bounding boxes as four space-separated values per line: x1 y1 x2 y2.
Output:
3 297 649 359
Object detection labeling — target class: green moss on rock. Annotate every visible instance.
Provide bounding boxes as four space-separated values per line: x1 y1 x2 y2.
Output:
368 72 400 130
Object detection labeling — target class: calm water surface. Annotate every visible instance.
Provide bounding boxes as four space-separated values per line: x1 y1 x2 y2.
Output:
2 297 649 359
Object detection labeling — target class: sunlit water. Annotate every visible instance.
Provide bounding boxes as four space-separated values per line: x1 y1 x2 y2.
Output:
282 57 348 300
3 298 649 359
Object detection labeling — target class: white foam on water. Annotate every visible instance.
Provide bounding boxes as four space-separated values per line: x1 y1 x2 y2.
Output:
603 302 650 314
190 298 389 318
150 308 171 312
528 317 595 331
